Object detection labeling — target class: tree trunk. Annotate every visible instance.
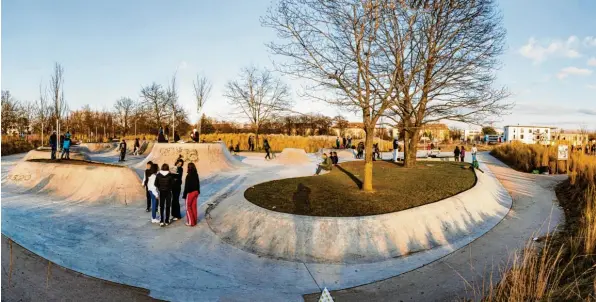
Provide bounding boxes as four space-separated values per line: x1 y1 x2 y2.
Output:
41 124 44 147
255 125 260 151
362 127 375 192
404 129 419 168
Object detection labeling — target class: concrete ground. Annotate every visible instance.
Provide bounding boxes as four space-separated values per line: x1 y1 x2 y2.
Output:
1 235 161 302
304 155 566 302
0 151 565 301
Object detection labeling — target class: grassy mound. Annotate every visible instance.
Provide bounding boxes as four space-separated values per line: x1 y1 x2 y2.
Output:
244 161 476 217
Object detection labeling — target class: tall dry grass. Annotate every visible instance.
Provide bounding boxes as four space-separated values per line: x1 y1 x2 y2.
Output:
481 142 596 301
123 133 393 153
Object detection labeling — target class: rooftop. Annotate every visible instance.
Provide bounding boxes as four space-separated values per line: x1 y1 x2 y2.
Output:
504 125 558 129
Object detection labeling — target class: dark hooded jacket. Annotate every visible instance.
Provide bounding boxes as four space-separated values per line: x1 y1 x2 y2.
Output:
154 171 174 192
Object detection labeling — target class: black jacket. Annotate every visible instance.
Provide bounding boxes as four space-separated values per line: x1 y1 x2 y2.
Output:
393 139 399 149
119 141 127 152
49 134 57 145
182 172 201 198
173 166 183 187
154 172 174 192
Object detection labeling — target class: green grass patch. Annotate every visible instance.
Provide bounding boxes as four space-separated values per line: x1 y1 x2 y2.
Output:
244 161 476 217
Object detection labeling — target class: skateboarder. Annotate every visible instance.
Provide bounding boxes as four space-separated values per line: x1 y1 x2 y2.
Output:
118 139 127 162
133 138 140 155
60 132 71 159
171 159 184 221
182 162 201 226
154 164 174 227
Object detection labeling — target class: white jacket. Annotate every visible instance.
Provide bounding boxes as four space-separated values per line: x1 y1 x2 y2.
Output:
147 174 159 198
471 147 478 155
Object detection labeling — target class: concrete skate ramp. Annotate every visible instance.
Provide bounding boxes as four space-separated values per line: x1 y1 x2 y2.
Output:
136 142 244 176
274 148 312 165
78 143 117 153
4 160 144 205
319 148 356 160
26 149 90 161
124 140 155 155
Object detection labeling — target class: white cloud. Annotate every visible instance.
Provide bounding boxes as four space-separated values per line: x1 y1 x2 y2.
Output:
178 61 188 70
584 36 596 47
557 66 593 79
588 57 596 66
519 36 581 64
587 84 596 90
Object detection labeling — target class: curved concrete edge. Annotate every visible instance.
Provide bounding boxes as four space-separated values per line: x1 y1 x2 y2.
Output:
208 158 513 264
24 149 90 161
4 160 145 205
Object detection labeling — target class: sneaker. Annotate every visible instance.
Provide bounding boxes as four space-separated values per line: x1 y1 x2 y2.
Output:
160 223 164 227
172 217 179 221
165 222 169 226
151 219 159 224
145 209 150 212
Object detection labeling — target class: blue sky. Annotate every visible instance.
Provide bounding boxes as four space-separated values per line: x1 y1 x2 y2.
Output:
2 0 596 130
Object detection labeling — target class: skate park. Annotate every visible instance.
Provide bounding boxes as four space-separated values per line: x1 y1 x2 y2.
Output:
0 141 564 301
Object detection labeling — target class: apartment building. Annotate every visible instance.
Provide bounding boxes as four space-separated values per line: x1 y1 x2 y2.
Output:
503 125 557 144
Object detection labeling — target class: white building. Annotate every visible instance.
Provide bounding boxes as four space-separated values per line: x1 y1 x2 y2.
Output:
463 128 482 140
503 125 557 144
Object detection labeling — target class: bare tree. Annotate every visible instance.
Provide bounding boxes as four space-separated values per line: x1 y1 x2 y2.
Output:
165 73 179 141
262 0 398 191
36 83 51 146
49 63 67 139
114 97 135 136
1 90 21 135
380 0 511 167
20 100 36 139
224 66 291 148
193 73 212 138
140 83 167 130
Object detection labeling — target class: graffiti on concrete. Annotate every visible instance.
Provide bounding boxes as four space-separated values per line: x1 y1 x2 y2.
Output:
159 147 200 163
7 174 31 181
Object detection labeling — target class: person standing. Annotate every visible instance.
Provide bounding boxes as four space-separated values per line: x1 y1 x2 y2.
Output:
174 131 180 142
147 164 160 223
454 146 461 162
342 137 347 149
460 146 466 163
248 136 253 151
191 129 199 143
49 131 57 160
60 132 71 159
264 139 272 160
59 134 65 152
471 144 478 164
592 143 596 155
157 126 166 143
336 137 340 149
347 136 352 149
182 162 201 227
118 139 127 162
392 137 399 162
133 138 141 156
154 164 174 227
171 159 184 221
142 161 154 212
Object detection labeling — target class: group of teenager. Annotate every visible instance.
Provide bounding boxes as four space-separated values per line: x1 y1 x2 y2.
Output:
453 144 478 162
335 136 354 149
571 143 596 155
142 157 201 227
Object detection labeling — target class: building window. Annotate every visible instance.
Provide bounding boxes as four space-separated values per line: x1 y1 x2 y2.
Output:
513 135 516 139
521 134 524 139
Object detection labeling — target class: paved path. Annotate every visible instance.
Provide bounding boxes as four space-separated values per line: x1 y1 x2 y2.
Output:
304 154 566 301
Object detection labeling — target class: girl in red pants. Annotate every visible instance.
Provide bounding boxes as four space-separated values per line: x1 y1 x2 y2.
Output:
182 162 201 226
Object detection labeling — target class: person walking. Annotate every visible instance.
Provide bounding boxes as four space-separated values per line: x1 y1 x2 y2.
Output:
182 162 201 227
147 163 160 223
118 139 127 162
336 137 340 149
60 132 71 159
171 159 184 221
248 136 254 151
154 164 174 227
264 139 272 160
314 153 333 175
49 131 57 160
460 146 466 163
454 146 460 162
142 161 154 212
133 138 140 156
471 144 478 166
392 137 399 162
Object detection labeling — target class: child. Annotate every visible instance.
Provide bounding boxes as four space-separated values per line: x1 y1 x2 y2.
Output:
147 164 160 223
264 139 272 160
60 134 71 159
182 162 201 226
142 161 154 212
315 153 333 175
118 139 127 162
171 159 184 221
460 146 466 163
133 138 140 155
454 146 460 162
332 151 339 165
154 163 174 227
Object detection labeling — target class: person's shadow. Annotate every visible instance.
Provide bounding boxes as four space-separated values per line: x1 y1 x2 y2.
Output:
292 183 311 214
